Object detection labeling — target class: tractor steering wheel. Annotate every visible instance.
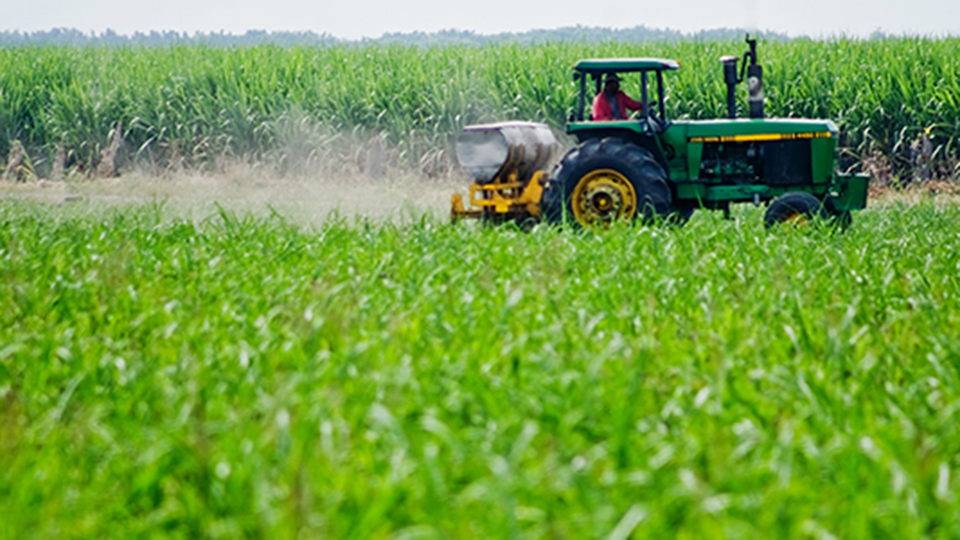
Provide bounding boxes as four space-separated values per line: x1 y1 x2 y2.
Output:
643 101 666 133
646 100 659 120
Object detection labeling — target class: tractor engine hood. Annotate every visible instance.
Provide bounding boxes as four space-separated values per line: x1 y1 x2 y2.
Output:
677 118 839 143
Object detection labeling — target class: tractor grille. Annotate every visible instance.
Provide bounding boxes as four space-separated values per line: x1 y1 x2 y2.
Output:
761 140 812 185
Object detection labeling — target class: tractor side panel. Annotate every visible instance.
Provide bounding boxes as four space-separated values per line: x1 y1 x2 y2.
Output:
658 124 692 180
811 136 837 184
684 142 703 180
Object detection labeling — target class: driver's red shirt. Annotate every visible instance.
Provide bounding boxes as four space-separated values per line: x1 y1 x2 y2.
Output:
591 91 643 121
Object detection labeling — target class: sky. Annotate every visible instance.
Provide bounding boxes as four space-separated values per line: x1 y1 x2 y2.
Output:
5 0 959 40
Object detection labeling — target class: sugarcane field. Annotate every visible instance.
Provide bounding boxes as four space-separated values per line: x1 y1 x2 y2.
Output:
2 24 960 538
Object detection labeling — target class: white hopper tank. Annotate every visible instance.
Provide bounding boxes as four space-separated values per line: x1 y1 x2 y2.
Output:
455 121 556 183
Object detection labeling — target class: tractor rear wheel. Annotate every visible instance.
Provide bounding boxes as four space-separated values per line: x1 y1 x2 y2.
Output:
764 192 828 228
543 138 671 229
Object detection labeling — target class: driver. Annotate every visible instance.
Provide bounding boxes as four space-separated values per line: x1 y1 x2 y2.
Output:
592 73 643 121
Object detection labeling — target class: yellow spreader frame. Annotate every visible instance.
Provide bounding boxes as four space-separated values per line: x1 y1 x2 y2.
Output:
451 170 547 222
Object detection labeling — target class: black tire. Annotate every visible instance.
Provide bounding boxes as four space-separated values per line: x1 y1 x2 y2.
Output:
667 207 696 226
542 138 671 228
763 192 828 228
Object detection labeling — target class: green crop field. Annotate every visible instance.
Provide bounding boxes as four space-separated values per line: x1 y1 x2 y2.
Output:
2 198 960 538
1 38 959 177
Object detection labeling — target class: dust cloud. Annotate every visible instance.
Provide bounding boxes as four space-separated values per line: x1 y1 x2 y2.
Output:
0 163 469 226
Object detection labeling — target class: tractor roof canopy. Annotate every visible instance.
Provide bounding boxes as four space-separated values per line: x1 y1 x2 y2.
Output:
573 58 680 74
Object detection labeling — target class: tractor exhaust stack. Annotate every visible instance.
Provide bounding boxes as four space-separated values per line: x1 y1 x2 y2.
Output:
719 34 765 119
744 35 764 119
721 56 739 119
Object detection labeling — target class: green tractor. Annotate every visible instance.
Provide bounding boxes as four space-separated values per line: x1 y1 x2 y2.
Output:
451 36 870 228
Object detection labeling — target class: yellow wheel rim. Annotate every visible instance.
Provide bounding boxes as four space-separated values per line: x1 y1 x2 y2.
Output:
783 212 810 227
570 169 637 228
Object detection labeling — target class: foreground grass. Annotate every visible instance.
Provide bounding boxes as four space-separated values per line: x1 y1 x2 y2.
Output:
1 200 959 538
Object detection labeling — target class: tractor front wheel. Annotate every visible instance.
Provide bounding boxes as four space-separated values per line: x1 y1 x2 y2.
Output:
764 192 828 228
543 138 671 229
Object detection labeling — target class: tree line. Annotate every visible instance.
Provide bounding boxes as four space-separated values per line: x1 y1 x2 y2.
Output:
0 26 792 48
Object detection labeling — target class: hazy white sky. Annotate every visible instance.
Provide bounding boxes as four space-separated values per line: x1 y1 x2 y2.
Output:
5 0 959 40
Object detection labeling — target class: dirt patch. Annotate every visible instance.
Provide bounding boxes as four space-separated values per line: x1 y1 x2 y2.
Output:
859 181 960 213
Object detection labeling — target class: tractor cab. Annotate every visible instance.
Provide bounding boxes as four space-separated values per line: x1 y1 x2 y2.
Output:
570 58 679 126
568 58 680 161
